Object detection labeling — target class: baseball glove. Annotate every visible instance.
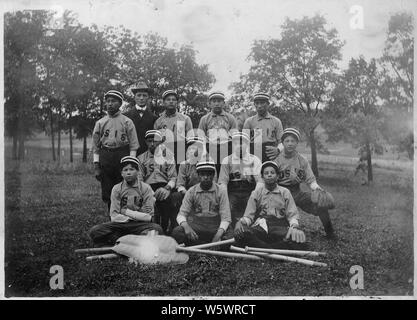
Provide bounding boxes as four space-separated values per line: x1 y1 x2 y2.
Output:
311 189 335 210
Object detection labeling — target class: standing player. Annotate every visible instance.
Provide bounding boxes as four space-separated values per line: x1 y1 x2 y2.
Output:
274 128 336 239
124 82 157 156
92 90 139 211
137 130 177 234
154 90 193 165
172 160 232 246
234 161 306 249
89 156 163 246
198 91 238 174
243 92 284 162
218 131 262 228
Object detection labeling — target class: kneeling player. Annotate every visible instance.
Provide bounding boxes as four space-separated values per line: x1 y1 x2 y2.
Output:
234 161 306 249
171 160 232 246
274 128 336 239
89 156 163 246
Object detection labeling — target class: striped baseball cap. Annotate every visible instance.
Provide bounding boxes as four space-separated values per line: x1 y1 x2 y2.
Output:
231 131 250 143
162 90 178 100
281 128 301 142
104 90 124 103
145 130 162 140
261 161 279 175
120 156 140 169
253 92 270 102
196 160 216 172
208 91 225 100
186 136 206 146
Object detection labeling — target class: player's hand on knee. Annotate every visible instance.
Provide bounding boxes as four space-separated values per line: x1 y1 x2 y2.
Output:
183 223 198 242
286 227 306 243
234 219 247 236
94 163 102 181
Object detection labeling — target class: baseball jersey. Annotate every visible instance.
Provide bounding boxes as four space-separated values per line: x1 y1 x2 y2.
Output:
154 111 193 142
243 184 299 227
91 111 140 156
110 179 154 223
176 160 218 192
198 111 238 143
274 151 316 187
218 152 262 186
177 183 231 231
243 112 283 145
137 146 177 188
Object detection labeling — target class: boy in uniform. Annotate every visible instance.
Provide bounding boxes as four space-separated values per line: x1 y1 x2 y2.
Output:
137 130 177 234
218 131 262 228
154 90 193 166
89 156 163 246
234 161 306 249
198 91 238 174
92 90 139 210
172 160 232 246
243 92 284 162
273 128 336 239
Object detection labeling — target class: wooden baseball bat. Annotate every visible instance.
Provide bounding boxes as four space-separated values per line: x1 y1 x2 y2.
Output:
86 253 120 261
244 246 327 257
230 246 327 267
75 247 114 254
185 238 235 249
176 246 262 261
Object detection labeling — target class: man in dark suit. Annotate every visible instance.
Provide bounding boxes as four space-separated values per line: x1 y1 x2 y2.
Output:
124 82 158 156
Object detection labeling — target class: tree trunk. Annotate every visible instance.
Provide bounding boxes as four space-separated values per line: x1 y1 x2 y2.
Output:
365 140 373 182
309 130 319 177
12 133 18 160
69 124 73 163
57 116 61 163
50 109 56 161
82 135 87 163
17 113 25 160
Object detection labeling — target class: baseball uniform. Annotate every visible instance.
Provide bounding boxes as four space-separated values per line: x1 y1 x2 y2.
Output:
91 111 139 209
89 179 162 245
172 182 232 246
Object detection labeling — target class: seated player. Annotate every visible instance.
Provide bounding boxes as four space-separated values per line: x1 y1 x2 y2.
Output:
234 161 306 249
274 128 336 239
171 160 232 246
88 156 163 246
137 130 177 234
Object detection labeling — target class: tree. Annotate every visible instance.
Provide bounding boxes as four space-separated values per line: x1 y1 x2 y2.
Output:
230 15 344 176
379 12 414 159
4 10 51 159
323 57 385 183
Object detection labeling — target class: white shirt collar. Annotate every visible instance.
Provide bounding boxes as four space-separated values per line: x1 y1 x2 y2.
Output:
135 105 146 112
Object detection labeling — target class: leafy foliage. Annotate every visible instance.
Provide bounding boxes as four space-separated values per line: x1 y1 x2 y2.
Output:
230 15 344 175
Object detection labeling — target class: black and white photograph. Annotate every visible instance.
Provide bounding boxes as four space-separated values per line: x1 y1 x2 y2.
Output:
1 0 415 300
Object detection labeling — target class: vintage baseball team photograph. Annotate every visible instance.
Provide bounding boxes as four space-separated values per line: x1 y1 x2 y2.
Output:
2 0 415 299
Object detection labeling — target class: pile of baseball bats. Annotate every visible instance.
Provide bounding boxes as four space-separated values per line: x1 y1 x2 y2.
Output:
75 237 328 267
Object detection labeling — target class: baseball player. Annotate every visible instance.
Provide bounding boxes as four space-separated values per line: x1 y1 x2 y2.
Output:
92 90 139 210
171 160 232 246
198 91 238 174
89 156 163 246
218 131 262 228
234 161 306 249
137 130 177 234
243 92 284 162
124 82 157 156
273 128 336 239
154 90 193 165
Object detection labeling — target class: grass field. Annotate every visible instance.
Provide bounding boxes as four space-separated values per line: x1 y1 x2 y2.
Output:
4 153 414 297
